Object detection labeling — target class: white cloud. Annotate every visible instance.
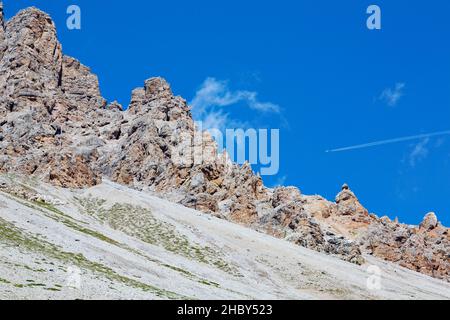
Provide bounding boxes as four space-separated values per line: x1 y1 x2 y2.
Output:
409 138 429 167
190 77 280 130
380 83 405 107
201 110 229 131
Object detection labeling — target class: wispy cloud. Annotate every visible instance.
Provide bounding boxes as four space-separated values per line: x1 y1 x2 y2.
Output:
408 138 429 167
380 83 405 106
201 110 229 131
190 77 280 130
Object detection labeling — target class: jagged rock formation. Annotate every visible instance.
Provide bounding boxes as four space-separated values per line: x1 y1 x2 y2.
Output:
0 4 448 281
0 6 104 187
0 2 5 59
360 213 449 280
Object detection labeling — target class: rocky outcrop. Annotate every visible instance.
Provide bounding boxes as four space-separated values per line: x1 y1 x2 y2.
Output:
360 213 449 281
0 3 448 281
0 2 5 60
259 186 364 264
0 7 63 112
61 55 106 111
0 7 108 187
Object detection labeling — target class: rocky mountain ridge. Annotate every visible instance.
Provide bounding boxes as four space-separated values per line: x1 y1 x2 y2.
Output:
0 4 448 282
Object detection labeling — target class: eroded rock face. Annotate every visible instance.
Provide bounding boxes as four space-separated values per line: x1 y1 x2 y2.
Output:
261 187 365 264
0 4 448 281
420 212 439 231
0 7 106 187
335 184 370 220
360 214 449 281
0 7 63 112
0 2 6 59
61 56 106 111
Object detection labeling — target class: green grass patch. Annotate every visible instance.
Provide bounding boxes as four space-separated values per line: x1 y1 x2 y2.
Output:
0 218 186 299
0 191 120 248
76 196 239 276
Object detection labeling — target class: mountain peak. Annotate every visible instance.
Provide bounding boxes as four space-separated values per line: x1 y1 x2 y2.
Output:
145 77 173 99
9 6 56 30
420 212 439 230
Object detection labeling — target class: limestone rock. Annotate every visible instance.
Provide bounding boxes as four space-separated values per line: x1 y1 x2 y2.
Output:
48 152 102 188
0 1 6 59
106 101 123 112
258 187 364 263
360 213 449 281
420 212 438 231
61 55 106 110
145 77 173 100
335 184 369 218
0 7 63 112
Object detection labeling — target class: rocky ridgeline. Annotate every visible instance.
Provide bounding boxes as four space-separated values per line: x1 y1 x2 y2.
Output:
0 4 448 281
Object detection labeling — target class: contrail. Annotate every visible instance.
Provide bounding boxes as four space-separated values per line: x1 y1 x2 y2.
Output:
326 130 450 153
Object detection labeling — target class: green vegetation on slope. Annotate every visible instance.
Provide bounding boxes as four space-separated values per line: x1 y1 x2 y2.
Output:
0 218 185 299
76 196 239 276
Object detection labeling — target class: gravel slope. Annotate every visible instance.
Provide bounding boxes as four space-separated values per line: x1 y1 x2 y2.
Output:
0 175 449 300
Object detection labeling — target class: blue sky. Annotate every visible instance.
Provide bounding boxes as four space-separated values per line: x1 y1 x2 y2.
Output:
4 0 450 225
